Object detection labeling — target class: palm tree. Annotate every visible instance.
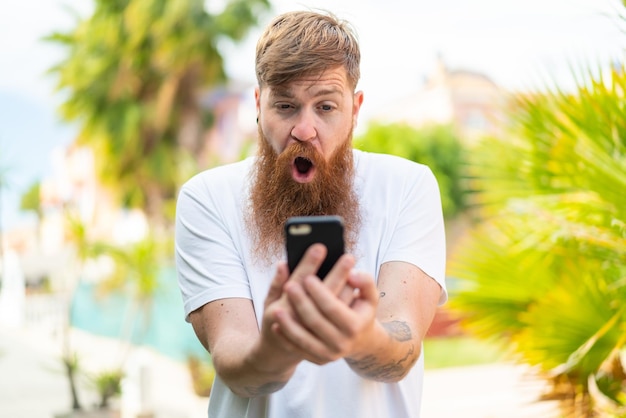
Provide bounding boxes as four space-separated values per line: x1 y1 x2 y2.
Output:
20 181 43 249
60 211 171 412
46 0 269 230
450 44 626 418
93 232 172 349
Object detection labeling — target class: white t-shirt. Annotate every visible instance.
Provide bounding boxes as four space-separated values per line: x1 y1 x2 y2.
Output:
175 149 447 418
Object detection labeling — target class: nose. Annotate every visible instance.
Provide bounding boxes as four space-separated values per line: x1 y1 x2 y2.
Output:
290 110 317 142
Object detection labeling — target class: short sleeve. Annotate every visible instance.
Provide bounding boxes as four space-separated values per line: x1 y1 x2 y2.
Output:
382 165 448 305
175 170 252 321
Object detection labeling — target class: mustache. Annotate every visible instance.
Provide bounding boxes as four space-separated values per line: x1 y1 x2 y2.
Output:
277 141 323 165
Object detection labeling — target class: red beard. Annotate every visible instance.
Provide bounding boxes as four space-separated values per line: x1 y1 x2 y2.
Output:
247 126 361 263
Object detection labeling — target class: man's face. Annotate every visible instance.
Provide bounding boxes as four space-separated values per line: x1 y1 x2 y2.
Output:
255 66 364 184
247 66 363 261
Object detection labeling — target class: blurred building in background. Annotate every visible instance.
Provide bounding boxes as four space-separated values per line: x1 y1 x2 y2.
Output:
3 82 256 291
374 55 508 144
15 144 142 290
199 82 257 165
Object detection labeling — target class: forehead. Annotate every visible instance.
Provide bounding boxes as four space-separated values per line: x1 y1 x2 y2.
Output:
264 66 351 98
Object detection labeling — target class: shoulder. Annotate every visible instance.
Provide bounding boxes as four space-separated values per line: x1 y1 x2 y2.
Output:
353 149 435 184
181 158 254 195
177 158 255 216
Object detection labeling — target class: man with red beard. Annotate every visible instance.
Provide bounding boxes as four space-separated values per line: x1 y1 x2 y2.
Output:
175 10 447 418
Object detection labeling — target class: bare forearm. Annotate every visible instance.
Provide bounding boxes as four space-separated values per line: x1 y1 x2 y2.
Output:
191 311 297 397
212 337 300 397
216 360 291 398
345 320 420 382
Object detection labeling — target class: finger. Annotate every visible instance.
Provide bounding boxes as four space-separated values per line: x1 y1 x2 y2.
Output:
284 279 346 351
347 271 379 314
303 272 377 341
270 322 300 353
264 261 289 308
273 305 335 364
290 244 327 284
301 275 359 336
322 254 355 295
336 268 359 305
337 283 357 305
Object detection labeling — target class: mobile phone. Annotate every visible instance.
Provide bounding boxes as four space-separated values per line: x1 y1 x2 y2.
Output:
285 215 345 279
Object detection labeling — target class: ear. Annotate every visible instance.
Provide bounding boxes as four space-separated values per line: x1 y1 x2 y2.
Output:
352 90 364 127
254 86 261 116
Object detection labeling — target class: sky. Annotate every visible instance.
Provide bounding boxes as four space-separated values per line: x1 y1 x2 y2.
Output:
0 0 624 233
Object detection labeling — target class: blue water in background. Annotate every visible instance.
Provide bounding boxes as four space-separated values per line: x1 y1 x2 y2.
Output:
70 266 207 362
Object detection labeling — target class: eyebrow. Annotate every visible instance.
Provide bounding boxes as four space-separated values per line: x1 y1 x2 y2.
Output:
270 86 344 100
270 88 295 99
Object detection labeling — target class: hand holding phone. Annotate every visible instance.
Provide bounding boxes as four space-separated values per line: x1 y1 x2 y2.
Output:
285 215 345 280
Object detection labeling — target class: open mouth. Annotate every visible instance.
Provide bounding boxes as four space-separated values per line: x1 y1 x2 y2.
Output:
292 157 316 183
295 157 313 174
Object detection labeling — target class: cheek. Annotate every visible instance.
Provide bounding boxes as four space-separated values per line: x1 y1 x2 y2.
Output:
260 123 288 154
320 123 352 159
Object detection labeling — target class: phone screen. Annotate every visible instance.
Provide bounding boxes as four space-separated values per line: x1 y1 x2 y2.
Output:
285 215 345 279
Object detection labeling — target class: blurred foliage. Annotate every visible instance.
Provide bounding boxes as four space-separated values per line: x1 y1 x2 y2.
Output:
19 181 43 243
424 336 505 369
92 232 173 339
63 210 169 389
46 0 269 228
450 54 626 416
60 210 173 411
61 352 82 410
64 209 173 344
187 354 216 397
90 369 124 409
19 181 41 216
354 123 467 219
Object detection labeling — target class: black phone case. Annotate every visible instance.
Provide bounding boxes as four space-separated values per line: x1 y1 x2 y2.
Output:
285 215 345 279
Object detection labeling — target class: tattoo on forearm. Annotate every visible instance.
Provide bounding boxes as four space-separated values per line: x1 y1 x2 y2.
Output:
383 320 412 342
346 320 416 381
243 381 286 397
347 344 416 381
